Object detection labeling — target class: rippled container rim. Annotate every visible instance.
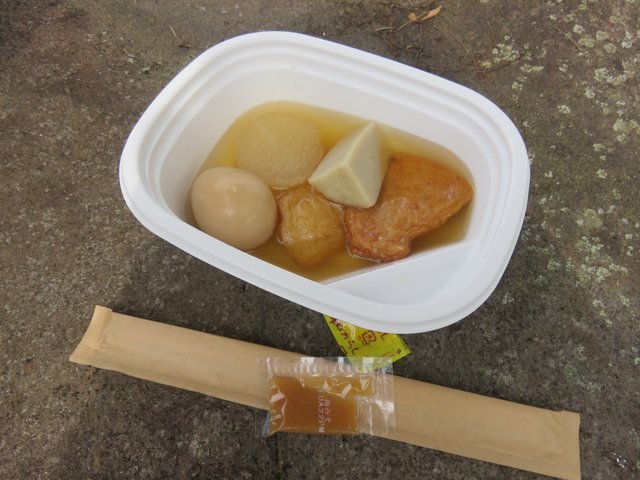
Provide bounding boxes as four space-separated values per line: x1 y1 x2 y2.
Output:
120 32 529 333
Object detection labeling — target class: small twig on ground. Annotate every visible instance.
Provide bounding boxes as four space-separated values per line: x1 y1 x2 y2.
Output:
422 64 448 74
374 26 396 34
378 32 404 51
397 5 442 32
449 29 484 74
170 26 193 49
486 18 498 49
267 19 286 28
554 27 584 53
485 55 522 72
414 22 425 65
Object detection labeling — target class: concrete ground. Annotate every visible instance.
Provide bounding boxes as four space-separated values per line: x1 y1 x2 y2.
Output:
1 1 638 478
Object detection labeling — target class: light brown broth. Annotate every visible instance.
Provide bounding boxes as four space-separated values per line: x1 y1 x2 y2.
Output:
193 101 473 281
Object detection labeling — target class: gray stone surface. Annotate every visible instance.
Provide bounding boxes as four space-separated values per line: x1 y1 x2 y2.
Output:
1 1 638 478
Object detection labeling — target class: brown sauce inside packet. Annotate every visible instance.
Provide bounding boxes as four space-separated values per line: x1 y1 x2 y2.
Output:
268 375 375 435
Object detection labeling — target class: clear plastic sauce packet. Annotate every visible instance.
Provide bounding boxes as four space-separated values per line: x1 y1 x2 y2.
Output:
258 357 395 437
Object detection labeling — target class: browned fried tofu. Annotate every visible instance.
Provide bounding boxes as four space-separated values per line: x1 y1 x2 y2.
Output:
344 153 472 262
277 185 345 267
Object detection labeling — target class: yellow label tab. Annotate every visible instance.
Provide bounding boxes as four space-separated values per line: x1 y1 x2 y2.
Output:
323 315 411 363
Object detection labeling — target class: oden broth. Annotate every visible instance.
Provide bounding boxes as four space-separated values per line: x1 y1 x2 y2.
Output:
192 101 473 282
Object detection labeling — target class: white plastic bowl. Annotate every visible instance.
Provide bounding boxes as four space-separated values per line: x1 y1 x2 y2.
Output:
120 32 529 333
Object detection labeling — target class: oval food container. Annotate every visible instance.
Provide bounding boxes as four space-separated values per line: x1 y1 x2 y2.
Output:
120 32 529 333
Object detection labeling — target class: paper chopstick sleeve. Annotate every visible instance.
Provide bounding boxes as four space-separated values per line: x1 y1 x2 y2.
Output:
70 306 580 479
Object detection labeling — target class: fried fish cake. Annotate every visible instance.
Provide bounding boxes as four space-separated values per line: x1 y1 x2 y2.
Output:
277 185 345 267
344 153 472 262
